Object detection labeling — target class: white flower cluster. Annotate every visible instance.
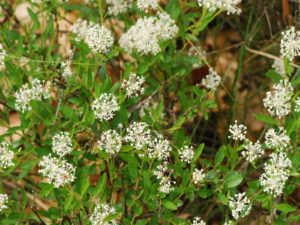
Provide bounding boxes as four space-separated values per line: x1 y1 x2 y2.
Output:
62 61 72 78
121 73 145 98
153 162 175 194
228 120 247 141
192 168 205 184
191 216 206 225
241 140 264 163
98 129 122 156
137 0 159 12
124 122 152 150
260 152 292 197
229 192 252 220
38 155 76 188
0 141 14 169
295 97 300 112
119 13 178 55
148 135 172 160
0 43 6 71
265 127 290 150
106 0 132 16
263 79 293 118
0 194 8 212
201 68 221 91
280 26 300 61
197 0 242 15
89 203 117 225
52 132 73 157
91 93 120 121
178 145 194 163
72 19 114 54
15 79 50 113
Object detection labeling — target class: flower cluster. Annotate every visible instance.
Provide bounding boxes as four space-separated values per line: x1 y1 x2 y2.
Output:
272 59 287 77
178 145 194 163
89 203 117 225
191 217 206 225
106 0 132 16
119 13 178 55
229 192 252 220
137 0 159 12
124 122 152 150
38 155 76 188
192 168 205 184
121 73 145 98
280 26 300 61
0 194 8 212
153 162 175 194
228 120 247 141
260 152 292 197
201 68 221 91
0 43 6 71
62 61 72 78
265 127 290 150
263 79 293 118
98 129 122 156
72 19 114 54
147 135 172 160
241 140 264 163
197 0 242 15
91 93 120 121
15 79 50 112
0 141 14 169
52 132 73 157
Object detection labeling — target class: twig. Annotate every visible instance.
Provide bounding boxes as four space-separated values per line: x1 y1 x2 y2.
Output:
52 89 64 125
245 47 300 69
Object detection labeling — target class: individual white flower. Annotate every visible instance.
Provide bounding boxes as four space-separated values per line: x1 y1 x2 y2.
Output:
192 168 205 184
0 43 6 71
201 68 221 91
197 0 242 15
14 79 50 113
263 79 293 118
295 97 300 112
0 194 8 212
52 132 73 157
223 221 234 225
91 93 120 121
191 216 206 225
119 13 178 55
260 152 292 197
106 0 132 16
158 176 174 194
98 129 122 156
179 145 194 163
72 19 114 54
147 135 172 160
38 155 76 188
241 140 264 163
137 0 159 12
121 73 145 98
0 141 14 169
265 127 290 150
229 192 252 220
228 120 247 141
90 203 117 225
124 122 152 150
280 26 300 61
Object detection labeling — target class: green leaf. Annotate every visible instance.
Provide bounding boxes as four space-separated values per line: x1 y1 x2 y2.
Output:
276 203 296 213
223 172 243 189
215 146 226 165
254 113 278 126
192 143 204 162
91 173 107 197
162 200 178 210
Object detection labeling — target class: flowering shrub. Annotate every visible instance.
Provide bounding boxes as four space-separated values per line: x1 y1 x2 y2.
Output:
0 0 300 224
